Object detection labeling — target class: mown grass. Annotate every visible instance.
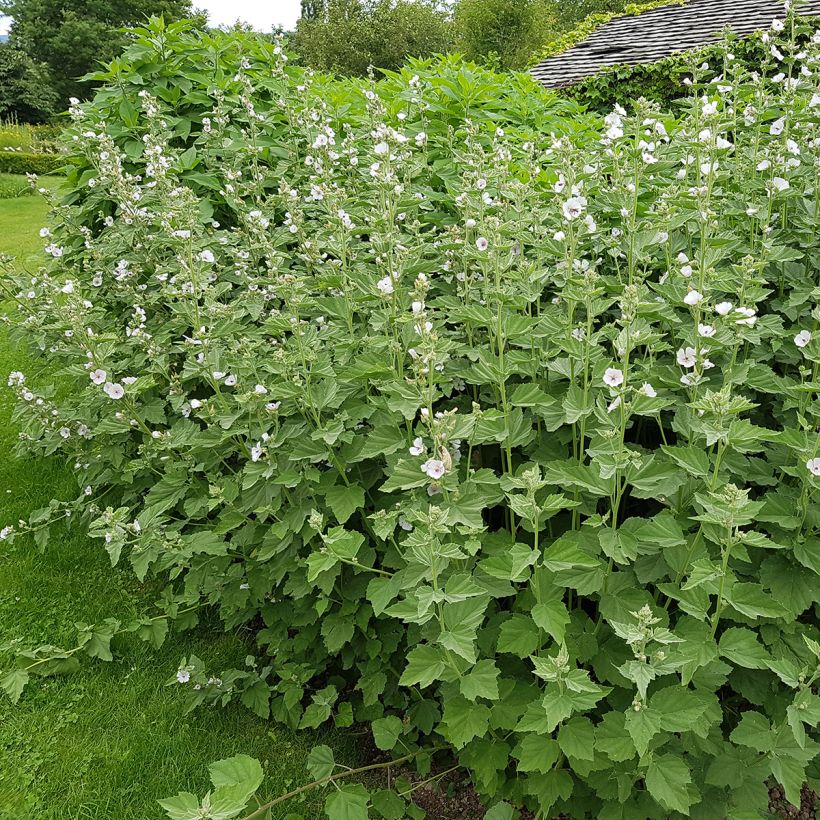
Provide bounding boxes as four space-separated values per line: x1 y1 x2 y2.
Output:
0 181 350 819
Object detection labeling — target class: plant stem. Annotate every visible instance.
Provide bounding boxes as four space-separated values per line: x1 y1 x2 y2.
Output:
241 751 419 820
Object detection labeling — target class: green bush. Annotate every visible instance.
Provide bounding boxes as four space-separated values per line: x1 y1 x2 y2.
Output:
5 12 820 819
293 0 453 76
0 149 65 175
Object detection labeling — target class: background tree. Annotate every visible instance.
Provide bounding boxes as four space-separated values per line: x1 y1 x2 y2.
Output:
293 0 451 76
0 39 57 122
451 0 556 71
546 0 627 30
0 0 201 109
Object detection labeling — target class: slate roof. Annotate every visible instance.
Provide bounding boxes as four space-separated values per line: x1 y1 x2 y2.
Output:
531 0 820 88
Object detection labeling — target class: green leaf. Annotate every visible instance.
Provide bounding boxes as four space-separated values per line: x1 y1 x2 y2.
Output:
307 745 336 780
399 644 448 688
557 716 595 761
484 802 518 820
0 668 29 703
497 614 540 657
240 681 270 719
719 628 770 669
324 485 365 524
730 711 773 752
624 706 662 757
135 618 169 650
725 583 789 619
646 754 695 815
208 755 264 802
531 600 570 644
372 715 403 751
460 659 500 702
441 694 491 749
514 734 561 773
660 445 710 477
157 792 201 820
325 783 370 820
380 459 428 492
371 789 406 820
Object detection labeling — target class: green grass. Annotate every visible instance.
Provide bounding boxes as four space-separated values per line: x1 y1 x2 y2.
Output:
0 182 351 819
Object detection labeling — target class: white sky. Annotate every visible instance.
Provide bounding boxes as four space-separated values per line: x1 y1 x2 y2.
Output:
197 0 301 31
0 1 302 35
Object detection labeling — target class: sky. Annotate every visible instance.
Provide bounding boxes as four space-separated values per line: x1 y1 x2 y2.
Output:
0 0 302 36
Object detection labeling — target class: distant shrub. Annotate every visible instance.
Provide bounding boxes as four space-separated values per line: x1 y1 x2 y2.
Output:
0 150 65 175
6 13 820 820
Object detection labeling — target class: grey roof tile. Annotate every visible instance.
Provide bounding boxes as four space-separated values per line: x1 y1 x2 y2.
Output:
531 0 820 87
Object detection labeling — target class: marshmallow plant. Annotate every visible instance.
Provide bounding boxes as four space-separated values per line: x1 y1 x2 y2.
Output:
4 9 820 819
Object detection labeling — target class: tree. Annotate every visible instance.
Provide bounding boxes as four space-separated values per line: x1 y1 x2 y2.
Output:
300 0 326 20
452 0 555 71
293 0 452 77
0 0 200 107
0 40 57 122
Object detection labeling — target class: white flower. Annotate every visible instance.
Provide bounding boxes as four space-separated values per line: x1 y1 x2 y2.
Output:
603 367 624 387
103 382 124 400
224 374 237 387
7 371 24 387
254 384 268 395
795 329 812 348
176 670 191 684
810 93 820 108
421 458 446 480
250 444 263 462
770 116 786 135
197 249 215 263
771 177 790 192
698 323 716 337
702 99 718 116
409 437 425 456
0 526 12 540
808 458 820 476
640 383 657 398
684 290 704 306
411 301 424 315
415 132 427 146
190 399 202 409
715 301 733 316
374 141 389 156
553 230 565 241
212 370 225 380
475 237 489 252
677 347 697 368
376 276 394 295
61 280 74 294
677 252 689 263
756 159 771 171
562 196 587 221
607 396 621 413
680 265 693 278
90 369 107 385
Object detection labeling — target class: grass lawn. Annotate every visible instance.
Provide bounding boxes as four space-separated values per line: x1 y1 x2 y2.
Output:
0 182 351 819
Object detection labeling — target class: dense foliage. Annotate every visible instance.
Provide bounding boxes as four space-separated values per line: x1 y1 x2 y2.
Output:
452 0 556 72
5 11 820 819
292 0 453 77
0 0 199 111
0 40 58 122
